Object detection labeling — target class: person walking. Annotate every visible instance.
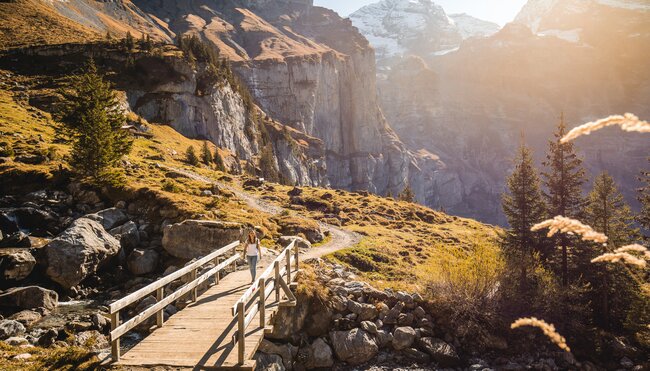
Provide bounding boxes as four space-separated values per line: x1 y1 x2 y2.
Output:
244 230 262 283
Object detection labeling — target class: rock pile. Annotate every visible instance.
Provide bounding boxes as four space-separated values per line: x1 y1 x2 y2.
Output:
255 259 461 370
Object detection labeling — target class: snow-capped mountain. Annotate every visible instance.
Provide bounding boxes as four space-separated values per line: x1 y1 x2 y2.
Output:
350 0 499 61
449 13 501 40
515 0 650 42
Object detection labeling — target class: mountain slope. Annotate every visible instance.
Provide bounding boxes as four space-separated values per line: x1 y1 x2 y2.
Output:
0 0 441 201
376 0 650 223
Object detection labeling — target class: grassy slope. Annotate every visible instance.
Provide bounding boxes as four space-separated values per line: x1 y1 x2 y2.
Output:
0 1 100 49
0 73 500 294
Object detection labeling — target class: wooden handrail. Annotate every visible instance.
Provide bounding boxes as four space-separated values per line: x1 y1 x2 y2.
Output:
110 241 239 313
233 240 299 364
109 240 239 362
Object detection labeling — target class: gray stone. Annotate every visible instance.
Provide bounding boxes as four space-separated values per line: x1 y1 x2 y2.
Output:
127 249 159 275
91 313 108 331
329 328 378 365
376 329 393 348
44 218 120 288
305 337 334 369
8 310 41 327
347 300 378 321
403 347 431 363
86 208 128 230
417 337 460 367
110 221 140 250
74 330 109 352
360 320 378 334
392 326 416 350
3 336 28 346
258 339 295 370
0 248 36 280
0 286 58 311
0 320 25 339
278 236 311 250
254 353 285 371
162 220 243 259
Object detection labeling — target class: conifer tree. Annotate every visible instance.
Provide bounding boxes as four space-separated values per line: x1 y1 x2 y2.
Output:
213 148 226 172
639 159 650 239
55 61 132 184
124 31 135 51
398 184 415 203
201 141 213 165
259 144 279 182
541 114 587 286
185 145 199 166
502 143 547 285
585 172 641 327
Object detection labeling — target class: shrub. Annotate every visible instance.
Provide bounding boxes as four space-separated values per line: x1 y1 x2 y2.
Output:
185 145 199 166
162 179 182 193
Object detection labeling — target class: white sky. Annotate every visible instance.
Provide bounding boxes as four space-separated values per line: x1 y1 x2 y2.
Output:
314 0 529 26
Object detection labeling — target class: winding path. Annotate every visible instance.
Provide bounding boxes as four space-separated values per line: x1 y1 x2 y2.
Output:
160 165 360 259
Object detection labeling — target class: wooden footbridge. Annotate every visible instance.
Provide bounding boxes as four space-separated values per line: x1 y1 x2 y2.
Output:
108 240 299 370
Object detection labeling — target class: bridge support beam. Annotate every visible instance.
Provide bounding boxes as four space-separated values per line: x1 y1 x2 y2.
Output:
237 301 245 364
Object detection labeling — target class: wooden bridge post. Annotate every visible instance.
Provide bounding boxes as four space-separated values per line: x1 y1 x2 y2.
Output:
274 261 280 301
237 301 245 364
286 249 291 283
294 242 299 271
191 268 198 301
111 311 120 361
259 277 266 327
215 257 221 284
156 287 164 327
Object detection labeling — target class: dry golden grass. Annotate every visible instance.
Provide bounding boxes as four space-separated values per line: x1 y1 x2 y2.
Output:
0 342 98 371
511 317 571 352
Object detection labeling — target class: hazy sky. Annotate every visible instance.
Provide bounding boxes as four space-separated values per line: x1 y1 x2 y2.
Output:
314 0 529 26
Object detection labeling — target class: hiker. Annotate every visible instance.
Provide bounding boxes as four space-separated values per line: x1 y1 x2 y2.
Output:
244 229 262 283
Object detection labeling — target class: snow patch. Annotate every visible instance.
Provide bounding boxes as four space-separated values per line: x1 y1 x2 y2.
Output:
538 28 582 43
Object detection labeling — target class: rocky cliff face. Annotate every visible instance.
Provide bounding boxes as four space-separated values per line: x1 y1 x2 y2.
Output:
374 0 650 223
1 0 435 198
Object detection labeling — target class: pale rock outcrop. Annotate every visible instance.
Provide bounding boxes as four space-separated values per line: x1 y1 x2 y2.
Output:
162 220 243 260
0 286 58 311
0 320 25 339
44 218 121 288
0 248 36 280
329 328 378 365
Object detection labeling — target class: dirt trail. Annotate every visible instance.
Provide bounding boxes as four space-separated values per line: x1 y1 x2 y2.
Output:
161 165 360 259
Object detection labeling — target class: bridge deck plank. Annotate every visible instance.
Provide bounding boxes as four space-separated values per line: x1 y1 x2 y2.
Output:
116 260 288 370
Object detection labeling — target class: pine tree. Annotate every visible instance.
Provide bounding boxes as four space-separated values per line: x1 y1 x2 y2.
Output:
639 158 650 239
541 114 587 286
585 172 641 328
55 61 132 184
398 184 415 203
124 31 135 51
201 141 213 165
259 144 279 182
213 148 226 172
185 145 199 166
502 143 547 285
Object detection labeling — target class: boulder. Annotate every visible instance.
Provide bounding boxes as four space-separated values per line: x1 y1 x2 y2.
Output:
0 207 59 236
376 329 394 348
74 330 109 352
349 300 378 321
44 218 121 288
254 353 285 371
9 310 41 327
85 208 128 230
360 320 378 334
258 339 296 370
304 337 334 369
418 337 460 367
0 231 31 248
37 328 58 347
403 347 431 363
278 236 311 250
393 326 416 350
162 220 243 259
0 248 36 280
268 295 310 342
127 249 159 275
4 336 28 346
110 221 140 250
329 328 378 365
0 286 58 311
0 320 25 339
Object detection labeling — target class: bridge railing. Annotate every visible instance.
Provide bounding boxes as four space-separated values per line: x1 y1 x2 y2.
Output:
108 240 240 362
232 240 299 364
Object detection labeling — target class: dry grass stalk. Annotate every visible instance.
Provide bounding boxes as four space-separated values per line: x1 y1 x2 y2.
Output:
561 113 650 143
614 244 650 259
531 216 608 244
591 252 647 268
511 317 571 352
